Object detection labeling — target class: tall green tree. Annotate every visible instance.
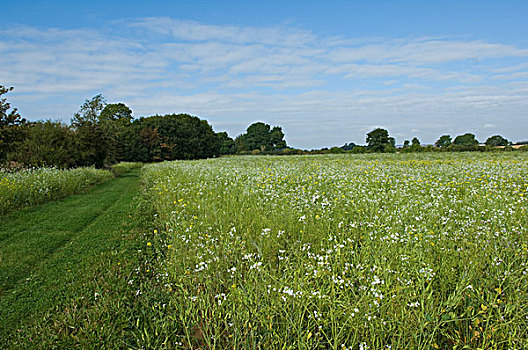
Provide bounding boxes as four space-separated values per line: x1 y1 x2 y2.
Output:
0 86 26 161
435 135 452 148
453 133 479 146
485 135 509 147
366 128 395 152
99 103 133 163
218 132 236 155
71 95 108 168
10 121 76 168
235 122 287 152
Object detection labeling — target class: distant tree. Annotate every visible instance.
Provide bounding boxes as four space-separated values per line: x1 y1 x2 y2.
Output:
453 133 479 146
341 142 357 151
435 135 452 148
217 132 236 155
0 86 27 161
10 121 76 168
329 147 346 154
99 103 134 164
71 95 108 168
403 140 410 148
351 145 367 154
485 135 509 147
270 126 287 149
404 137 422 152
235 122 287 152
99 103 132 122
72 94 106 125
130 114 220 161
366 128 395 152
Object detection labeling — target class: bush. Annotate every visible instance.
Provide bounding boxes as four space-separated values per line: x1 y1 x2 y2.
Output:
110 162 143 176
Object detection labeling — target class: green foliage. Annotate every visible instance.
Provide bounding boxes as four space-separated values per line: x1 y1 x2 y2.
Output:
130 114 221 161
99 104 134 164
99 103 133 122
485 134 509 147
454 133 479 146
71 95 108 168
435 135 452 148
0 86 27 162
235 122 287 152
9 121 76 168
218 131 236 155
341 142 357 151
366 128 396 152
110 162 143 176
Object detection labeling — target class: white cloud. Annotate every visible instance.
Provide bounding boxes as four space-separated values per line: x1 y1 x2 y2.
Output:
1 19 527 148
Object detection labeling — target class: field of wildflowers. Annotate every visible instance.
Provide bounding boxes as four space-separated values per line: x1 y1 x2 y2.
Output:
0 167 113 214
142 153 528 349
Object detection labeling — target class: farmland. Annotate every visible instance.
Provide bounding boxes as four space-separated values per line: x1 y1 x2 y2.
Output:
142 153 528 348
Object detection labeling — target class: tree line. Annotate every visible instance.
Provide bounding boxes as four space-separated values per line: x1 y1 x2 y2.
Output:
0 87 289 168
1 85 526 168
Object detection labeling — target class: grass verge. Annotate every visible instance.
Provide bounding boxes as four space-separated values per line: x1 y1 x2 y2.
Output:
0 167 174 349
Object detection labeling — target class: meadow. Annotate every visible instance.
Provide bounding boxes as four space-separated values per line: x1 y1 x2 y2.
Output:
142 153 528 349
0 166 114 214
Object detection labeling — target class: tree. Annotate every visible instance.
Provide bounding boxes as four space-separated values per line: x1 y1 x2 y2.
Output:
0 86 27 161
341 142 357 151
71 95 108 168
235 122 287 152
128 114 220 161
10 121 76 168
99 103 133 164
366 128 395 152
453 133 479 146
403 140 410 148
218 132 236 155
485 135 509 147
99 103 132 122
435 135 452 148
411 137 421 146
72 94 106 125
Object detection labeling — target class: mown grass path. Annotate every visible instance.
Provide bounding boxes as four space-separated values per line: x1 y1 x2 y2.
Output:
0 168 144 346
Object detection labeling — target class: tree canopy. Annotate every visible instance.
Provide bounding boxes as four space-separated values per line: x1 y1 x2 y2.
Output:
235 122 287 152
366 128 395 152
435 135 452 148
453 133 479 146
485 135 509 147
0 86 26 161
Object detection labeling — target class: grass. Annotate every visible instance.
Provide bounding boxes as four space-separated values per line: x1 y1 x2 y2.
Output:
2 153 528 349
111 161 144 177
0 166 114 215
0 167 170 348
142 152 528 349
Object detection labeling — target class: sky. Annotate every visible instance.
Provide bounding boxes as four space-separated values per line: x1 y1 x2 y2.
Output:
1 0 527 148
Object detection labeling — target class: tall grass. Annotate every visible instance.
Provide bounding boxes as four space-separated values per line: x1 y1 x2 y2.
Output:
111 162 143 176
141 153 528 349
0 167 113 214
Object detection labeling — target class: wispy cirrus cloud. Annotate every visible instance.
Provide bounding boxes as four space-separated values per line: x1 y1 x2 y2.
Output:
0 17 527 148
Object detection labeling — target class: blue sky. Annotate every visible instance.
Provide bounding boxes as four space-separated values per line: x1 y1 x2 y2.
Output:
2 0 527 148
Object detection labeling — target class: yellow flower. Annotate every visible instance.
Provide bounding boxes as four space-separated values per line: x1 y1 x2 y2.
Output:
147 242 152 247
168 244 173 249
